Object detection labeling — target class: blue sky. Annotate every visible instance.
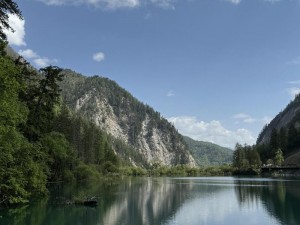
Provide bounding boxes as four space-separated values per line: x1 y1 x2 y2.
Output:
5 0 300 148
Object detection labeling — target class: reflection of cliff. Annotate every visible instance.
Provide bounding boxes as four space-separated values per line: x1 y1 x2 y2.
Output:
0 178 229 225
100 178 193 225
234 179 300 225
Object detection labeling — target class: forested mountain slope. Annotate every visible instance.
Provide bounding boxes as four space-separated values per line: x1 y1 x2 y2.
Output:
59 70 196 167
183 136 233 166
257 94 300 146
256 94 300 163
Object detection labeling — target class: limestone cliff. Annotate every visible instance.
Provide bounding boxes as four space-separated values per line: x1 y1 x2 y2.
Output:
60 69 196 167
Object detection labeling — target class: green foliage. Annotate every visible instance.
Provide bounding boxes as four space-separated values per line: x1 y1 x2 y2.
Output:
23 66 63 141
0 54 48 204
40 132 75 181
0 45 122 206
233 143 261 171
184 136 233 166
257 94 300 162
53 107 120 169
274 148 284 166
0 1 23 41
75 163 101 181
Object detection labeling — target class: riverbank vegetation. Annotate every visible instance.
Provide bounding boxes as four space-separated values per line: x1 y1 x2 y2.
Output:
0 43 122 206
0 2 234 207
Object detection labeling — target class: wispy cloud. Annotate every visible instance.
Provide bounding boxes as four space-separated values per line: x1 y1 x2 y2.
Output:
168 116 256 148
18 48 58 68
287 56 300 65
225 0 241 4
233 113 256 124
35 0 140 9
35 0 282 9
225 0 280 4
93 52 105 62
18 49 39 59
263 0 280 3
166 90 175 97
33 57 58 67
233 113 271 125
288 80 300 84
286 87 300 99
150 0 175 9
3 14 26 46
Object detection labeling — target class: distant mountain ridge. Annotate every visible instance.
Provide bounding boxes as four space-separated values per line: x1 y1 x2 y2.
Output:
183 136 233 166
59 69 196 167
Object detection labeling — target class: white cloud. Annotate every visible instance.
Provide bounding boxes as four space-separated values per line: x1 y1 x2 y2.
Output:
225 0 241 4
166 90 175 97
18 48 58 68
233 113 256 124
168 116 256 148
150 0 175 9
35 0 179 9
233 113 271 125
33 57 58 67
225 0 280 4
18 49 39 59
93 52 105 62
262 116 272 124
36 0 140 9
264 0 280 3
3 14 26 46
286 87 300 99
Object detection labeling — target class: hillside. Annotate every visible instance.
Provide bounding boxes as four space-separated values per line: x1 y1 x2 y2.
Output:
256 94 300 164
59 69 196 167
183 136 233 166
257 94 300 145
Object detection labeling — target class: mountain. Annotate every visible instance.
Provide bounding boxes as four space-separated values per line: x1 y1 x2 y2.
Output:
183 136 233 166
257 94 300 145
59 69 196 167
256 94 300 164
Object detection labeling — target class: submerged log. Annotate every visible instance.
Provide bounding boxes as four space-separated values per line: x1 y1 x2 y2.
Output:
74 197 98 207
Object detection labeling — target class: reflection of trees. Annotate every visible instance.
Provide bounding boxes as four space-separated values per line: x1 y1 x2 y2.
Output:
100 178 194 225
234 179 300 225
0 178 229 225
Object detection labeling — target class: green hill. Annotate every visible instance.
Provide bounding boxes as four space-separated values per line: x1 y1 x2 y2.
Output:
183 136 233 166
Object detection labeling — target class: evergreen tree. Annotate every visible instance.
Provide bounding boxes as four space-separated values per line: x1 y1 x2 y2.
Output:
0 54 47 204
270 128 279 157
0 0 23 41
233 143 246 169
24 66 63 140
279 127 288 153
274 148 284 166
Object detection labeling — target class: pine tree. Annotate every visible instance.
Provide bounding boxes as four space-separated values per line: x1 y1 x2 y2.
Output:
0 0 23 41
270 128 279 157
274 148 284 166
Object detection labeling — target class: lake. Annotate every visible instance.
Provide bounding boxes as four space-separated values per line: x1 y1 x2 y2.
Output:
1 176 300 225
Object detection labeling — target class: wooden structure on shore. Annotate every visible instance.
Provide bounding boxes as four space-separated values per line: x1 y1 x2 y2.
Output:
261 165 300 173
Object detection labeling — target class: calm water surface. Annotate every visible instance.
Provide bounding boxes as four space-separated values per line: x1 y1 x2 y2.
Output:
1 177 300 225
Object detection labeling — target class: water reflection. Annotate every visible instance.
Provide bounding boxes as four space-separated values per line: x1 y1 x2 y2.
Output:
1 177 300 225
234 178 300 225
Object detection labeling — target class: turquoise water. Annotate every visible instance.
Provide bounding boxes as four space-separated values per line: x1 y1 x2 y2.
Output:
1 177 300 225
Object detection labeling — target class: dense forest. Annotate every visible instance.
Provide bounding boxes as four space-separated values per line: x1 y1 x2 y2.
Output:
183 136 233 166
0 42 122 205
233 94 300 172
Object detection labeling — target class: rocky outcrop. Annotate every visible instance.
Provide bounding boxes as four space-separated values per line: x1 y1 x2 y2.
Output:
60 70 196 167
